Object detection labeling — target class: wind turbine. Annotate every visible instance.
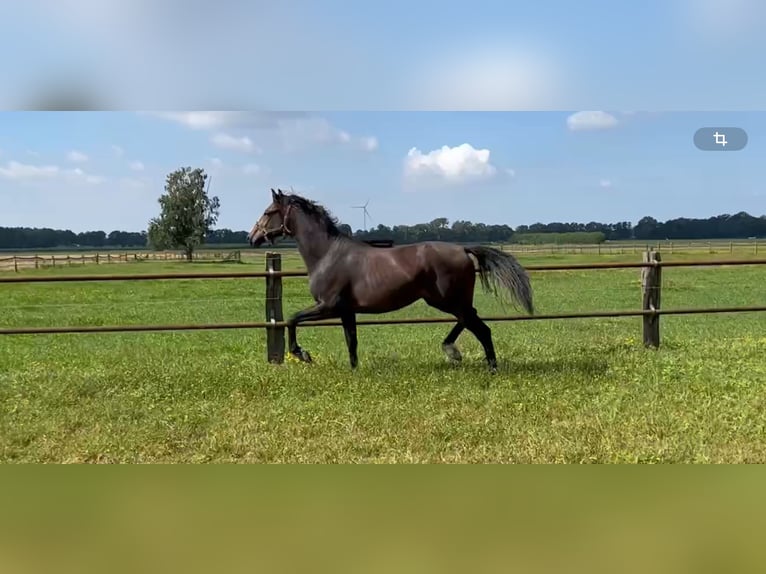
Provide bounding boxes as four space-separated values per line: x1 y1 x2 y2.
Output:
352 199 373 232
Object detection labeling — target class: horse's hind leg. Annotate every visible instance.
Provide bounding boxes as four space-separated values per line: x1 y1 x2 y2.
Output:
424 297 465 363
341 311 359 369
462 308 497 373
442 323 465 362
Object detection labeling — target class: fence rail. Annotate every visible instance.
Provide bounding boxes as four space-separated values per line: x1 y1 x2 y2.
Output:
1 252 765 363
2 257 766 284
2 306 766 336
0 250 242 272
503 240 760 255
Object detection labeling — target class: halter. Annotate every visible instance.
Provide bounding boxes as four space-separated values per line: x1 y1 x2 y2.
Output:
258 203 293 239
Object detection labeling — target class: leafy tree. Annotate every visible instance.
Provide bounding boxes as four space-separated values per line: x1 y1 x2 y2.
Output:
146 167 220 261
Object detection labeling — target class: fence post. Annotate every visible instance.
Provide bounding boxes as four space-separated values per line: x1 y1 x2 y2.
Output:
265 252 285 364
14 257 18 272
641 250 662 348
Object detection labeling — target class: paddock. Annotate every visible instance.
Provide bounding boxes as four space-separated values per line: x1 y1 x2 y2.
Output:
1 248 765 463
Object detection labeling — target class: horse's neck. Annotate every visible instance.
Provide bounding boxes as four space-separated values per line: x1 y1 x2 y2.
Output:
292 219 337 272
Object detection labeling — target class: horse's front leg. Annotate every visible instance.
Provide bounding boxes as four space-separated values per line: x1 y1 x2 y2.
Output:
287 302 339 363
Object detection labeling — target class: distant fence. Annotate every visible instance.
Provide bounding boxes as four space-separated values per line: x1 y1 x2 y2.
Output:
502 240 761 255
2 251 766 363
0 250 242 271
2 240 758 269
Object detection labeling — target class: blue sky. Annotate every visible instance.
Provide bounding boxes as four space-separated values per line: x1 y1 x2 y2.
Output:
1 1 765 109
1 111 763 233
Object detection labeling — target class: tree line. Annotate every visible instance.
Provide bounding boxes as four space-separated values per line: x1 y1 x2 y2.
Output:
3 211 765 251
2 165 764 251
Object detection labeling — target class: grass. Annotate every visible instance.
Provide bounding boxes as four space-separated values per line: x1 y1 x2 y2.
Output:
1 249 765 463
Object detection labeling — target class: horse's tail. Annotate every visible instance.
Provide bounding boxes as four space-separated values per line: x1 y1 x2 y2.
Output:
464 245 534 315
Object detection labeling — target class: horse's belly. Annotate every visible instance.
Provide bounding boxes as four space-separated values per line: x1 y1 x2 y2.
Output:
351 274 423 313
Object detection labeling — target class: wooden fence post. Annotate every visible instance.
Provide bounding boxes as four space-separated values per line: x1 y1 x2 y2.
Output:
641 250 662 348
14 257 18 272
265 252 285 364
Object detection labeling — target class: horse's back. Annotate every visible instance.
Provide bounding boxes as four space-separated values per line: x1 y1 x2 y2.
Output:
413 241 473 268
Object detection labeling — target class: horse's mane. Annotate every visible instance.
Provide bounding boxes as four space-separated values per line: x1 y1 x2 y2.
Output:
282 191 350 238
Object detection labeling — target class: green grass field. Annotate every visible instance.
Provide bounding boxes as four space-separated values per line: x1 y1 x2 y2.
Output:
1 249 765 463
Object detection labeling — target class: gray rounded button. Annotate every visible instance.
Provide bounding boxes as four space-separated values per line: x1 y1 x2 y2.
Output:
694 127 748 151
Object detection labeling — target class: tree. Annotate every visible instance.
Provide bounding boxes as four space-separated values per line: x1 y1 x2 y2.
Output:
147 167 220 261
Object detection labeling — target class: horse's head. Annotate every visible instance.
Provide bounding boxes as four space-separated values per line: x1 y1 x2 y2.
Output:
248 188 295 247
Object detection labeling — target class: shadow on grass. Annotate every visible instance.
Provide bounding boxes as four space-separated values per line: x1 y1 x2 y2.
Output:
354 352 611 379
498 356 609 377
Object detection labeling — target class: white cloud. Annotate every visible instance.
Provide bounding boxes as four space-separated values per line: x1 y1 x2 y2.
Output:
277 117 378 153
69 167 105 185
111 145 124 157
67 150 89 162
207 157 223 169
404 143 498 185
0 161 59 180
144 111 376 153
211 133 260 154
566 111 619 131
599 178 613 188
129 160 145 171
0 160 104 184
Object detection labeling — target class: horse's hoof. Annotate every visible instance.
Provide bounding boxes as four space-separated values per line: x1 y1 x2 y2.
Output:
291 349 313 363
442 343 463 362
487 360 498 374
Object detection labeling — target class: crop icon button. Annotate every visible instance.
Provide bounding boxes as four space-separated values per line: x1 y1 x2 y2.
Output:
694 127 748 151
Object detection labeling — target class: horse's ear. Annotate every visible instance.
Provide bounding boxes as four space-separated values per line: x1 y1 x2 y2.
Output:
271 188 280 203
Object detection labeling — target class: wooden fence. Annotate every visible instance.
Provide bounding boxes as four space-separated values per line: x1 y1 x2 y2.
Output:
2 241 759 270
1 251 765 364
0 250 242 271
502 240 760 255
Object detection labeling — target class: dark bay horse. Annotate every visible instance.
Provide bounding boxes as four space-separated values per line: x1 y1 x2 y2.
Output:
248 189 534 372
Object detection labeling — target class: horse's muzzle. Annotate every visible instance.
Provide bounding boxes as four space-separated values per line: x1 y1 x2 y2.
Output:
248 230 266 247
